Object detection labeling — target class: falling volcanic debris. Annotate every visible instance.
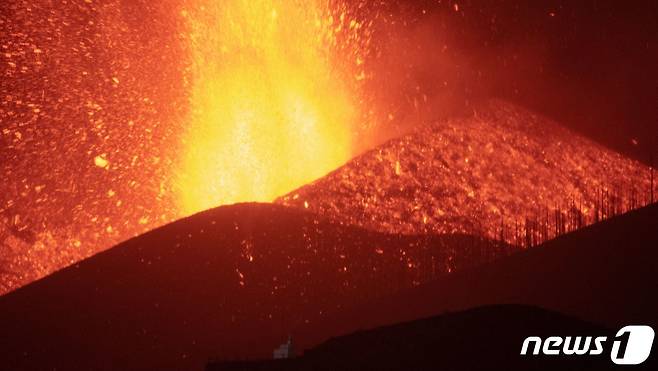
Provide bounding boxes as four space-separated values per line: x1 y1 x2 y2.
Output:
0 0 188 293
277 100 653 244
0 0 372 294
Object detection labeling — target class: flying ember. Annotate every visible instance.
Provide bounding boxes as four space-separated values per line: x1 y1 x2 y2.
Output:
175 0 364 215
0 0 371 294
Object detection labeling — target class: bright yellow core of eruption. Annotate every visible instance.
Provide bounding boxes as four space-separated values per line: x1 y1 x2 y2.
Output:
177 0 357 215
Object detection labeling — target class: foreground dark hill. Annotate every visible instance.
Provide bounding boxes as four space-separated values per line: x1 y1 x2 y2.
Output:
294 203 658 351
0 203 506 371
209 305 652 371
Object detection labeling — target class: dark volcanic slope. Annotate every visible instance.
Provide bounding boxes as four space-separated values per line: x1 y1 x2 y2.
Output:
277 100 652 242
0 203 505 371
295 203 658 351
209 305 643 371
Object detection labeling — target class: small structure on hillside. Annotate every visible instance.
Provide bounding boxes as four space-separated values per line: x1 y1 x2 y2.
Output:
272 336 294 359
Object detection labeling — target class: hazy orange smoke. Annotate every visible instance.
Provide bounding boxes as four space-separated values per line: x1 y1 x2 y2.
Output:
175 0 367 214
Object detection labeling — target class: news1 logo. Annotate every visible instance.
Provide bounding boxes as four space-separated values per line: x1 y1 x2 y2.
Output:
520 325 655 365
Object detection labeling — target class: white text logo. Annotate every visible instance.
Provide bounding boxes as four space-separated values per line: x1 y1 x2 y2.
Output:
520 325 654 365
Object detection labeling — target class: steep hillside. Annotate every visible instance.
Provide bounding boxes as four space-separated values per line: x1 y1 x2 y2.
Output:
278 100 652 242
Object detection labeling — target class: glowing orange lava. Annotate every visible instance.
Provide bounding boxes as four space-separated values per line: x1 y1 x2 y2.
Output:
176 0 362 215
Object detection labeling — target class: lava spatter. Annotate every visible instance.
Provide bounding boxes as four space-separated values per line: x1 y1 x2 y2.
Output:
174 0 370 214
0 0 373 294
278 100 654 245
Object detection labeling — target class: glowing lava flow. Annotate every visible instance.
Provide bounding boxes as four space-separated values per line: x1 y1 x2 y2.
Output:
175 0 364 215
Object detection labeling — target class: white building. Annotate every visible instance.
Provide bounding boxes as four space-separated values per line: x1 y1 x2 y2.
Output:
273 336 294 359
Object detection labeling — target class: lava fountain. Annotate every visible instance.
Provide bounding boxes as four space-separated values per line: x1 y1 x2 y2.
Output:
175 0 366 215
0 0 371 294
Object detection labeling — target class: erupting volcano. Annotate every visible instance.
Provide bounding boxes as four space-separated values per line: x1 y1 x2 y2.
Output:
0 0 372 294
1 1 657 370
0 0 655 295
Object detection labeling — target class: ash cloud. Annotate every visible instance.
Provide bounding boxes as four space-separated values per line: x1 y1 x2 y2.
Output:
359 1 657 163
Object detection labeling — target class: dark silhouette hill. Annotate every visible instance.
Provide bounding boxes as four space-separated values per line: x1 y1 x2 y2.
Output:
1 203 654 370
293 203 658 351
207 305 655 371
0 203 507 371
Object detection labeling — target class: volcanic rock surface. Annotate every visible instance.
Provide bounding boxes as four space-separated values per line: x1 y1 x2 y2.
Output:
277 100 652 241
